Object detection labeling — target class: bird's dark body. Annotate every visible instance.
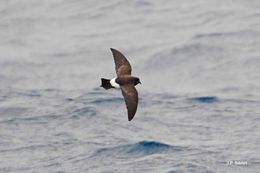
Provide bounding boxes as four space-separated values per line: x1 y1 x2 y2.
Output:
100 76 140 89
116 76 140 86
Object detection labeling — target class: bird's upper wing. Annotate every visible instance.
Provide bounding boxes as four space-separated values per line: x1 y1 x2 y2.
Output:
110 48 132 76
121 84 138 121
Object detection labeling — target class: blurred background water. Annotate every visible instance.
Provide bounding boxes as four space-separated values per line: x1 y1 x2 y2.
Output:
0 0 260 172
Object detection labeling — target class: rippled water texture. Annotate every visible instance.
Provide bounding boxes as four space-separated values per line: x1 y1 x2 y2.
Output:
1 0 260 172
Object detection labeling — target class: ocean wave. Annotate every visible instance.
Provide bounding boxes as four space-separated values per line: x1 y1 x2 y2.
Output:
71 107 96 118
92 141 186 158
89 97 123 104
188 96 218 103
194 30 259 39
147 43 223 70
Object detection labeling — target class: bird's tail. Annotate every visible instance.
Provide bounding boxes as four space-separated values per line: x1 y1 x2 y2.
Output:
100 78 113 89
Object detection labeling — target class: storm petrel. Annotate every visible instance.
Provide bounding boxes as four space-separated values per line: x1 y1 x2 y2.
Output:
100 48 141 121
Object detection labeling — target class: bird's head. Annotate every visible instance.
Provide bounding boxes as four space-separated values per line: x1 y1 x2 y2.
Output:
134 77 141 85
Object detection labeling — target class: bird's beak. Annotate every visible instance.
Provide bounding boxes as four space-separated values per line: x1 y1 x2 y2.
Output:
139 81 142 84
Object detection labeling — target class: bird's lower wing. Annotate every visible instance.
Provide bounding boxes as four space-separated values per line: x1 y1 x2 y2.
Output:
121 85 138 121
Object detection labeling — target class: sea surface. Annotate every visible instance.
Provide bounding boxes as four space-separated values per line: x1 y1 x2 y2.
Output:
0 0 260 172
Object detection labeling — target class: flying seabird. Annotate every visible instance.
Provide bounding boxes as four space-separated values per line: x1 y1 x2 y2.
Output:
100 48 141 121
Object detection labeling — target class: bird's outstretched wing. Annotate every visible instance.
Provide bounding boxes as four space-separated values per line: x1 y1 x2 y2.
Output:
121 84 138 121
110 48 132 76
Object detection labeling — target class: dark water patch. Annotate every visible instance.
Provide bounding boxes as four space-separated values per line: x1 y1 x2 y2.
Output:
88 87 120 96
134 0 153 7
90 87 107 93
167 170 215 173
90 97 123 104
15 90 42 98
194 30 259 39
71 107 96 118
189 96 218 103
21 114 59 123
0 144 53 153
0 95 7 102
166 170 179 173
139 92 180 108
0 113 60 124
65 97 74 102
92 141 186 158
126 141 172 155
194 31 238 39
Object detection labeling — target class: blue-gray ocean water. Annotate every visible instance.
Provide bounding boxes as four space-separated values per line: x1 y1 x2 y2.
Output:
1 0 260 172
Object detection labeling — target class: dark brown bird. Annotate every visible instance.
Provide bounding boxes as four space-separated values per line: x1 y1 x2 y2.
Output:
100 48 141 121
